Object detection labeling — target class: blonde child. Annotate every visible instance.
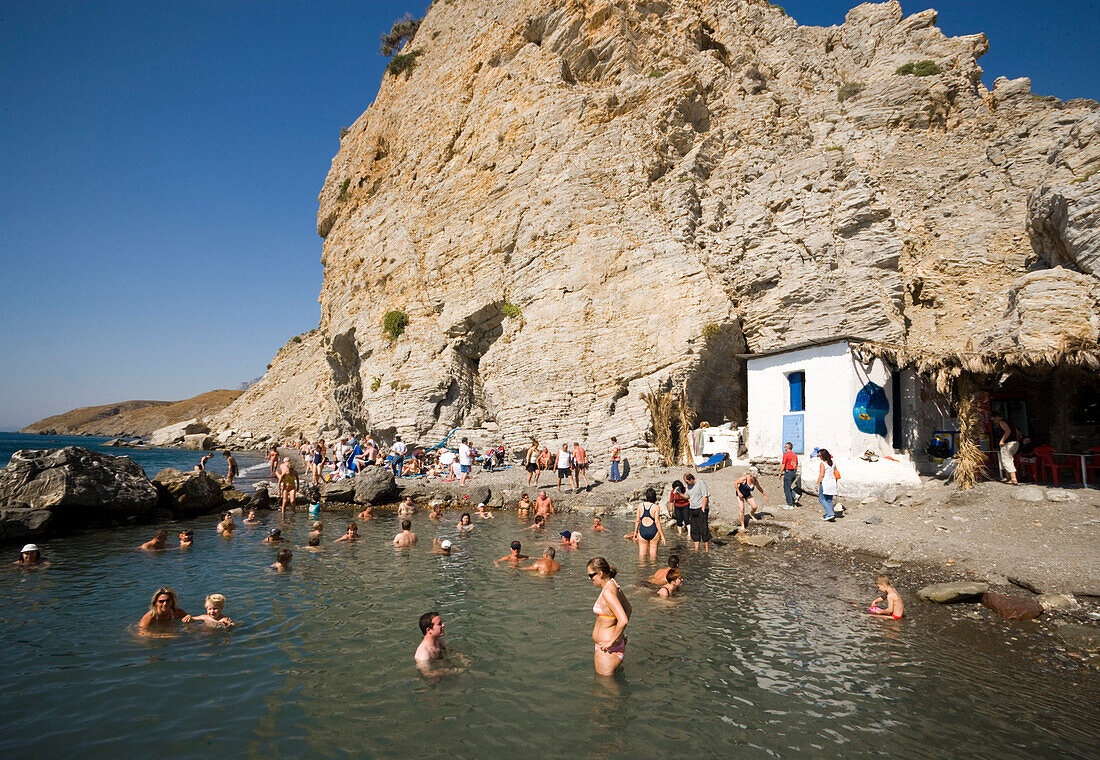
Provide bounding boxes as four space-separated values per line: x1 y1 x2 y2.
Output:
190 594 235 629
869 575 904 619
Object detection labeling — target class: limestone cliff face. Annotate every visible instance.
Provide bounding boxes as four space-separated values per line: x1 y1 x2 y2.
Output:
216 0 1099 457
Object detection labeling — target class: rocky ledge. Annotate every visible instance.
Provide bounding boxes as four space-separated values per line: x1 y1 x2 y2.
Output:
0 447 255 544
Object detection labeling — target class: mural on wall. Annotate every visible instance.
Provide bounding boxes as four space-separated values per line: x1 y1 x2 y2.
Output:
853 382 889 436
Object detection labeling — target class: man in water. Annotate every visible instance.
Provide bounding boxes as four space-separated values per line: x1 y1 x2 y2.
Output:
432 538 456 555
535 490 554 519
414 611 468 676
398 495 417 516
224 450 239 487
494 540 529 564
521 546 561 575
393 519 418 547
140 529 168 551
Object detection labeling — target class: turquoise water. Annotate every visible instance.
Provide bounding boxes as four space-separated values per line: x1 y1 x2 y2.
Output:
0 506 1096 758
0 431 267 482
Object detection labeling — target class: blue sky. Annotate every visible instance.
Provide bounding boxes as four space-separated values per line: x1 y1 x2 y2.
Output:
1 1 1096 430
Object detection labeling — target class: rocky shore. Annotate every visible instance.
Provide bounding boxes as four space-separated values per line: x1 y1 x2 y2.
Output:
0 447 253 544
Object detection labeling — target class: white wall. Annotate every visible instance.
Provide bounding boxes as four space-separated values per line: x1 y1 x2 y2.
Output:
746 341 895 461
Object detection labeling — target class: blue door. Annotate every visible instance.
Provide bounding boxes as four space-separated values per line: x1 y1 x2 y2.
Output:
782 414 805 454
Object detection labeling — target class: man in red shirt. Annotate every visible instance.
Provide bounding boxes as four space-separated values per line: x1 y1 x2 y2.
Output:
781 442 799 509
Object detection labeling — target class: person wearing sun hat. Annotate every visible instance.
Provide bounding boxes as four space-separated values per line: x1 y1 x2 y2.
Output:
14 544 47 567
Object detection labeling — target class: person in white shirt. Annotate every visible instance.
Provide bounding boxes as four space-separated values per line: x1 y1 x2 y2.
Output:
458 437 474 486
555 444 572 492
391 435 409 476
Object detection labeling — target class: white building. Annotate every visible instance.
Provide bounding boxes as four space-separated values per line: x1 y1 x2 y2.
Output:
743 337 921 494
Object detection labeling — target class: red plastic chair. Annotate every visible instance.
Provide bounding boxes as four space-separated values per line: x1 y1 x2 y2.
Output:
1034 445 1077 485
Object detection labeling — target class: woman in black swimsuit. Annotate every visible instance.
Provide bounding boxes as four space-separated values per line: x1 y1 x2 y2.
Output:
630 487 665 559
735 467 769 528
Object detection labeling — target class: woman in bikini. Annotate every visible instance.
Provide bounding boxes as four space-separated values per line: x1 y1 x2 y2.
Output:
735 467 769 529
587 557 631 676
277 458 299 514
630 487 665 559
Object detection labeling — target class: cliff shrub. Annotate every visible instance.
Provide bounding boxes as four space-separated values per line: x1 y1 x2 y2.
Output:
649 70 665 78
501 302 522 319
292 335 302 344
895 60 941 77
382 310 410 340
380 14 420 56
390 380 400 390
370 376 382 392
837 82 864 103
770 4 787 16
338 178 351 201
387 49 424 78
701 322 721 339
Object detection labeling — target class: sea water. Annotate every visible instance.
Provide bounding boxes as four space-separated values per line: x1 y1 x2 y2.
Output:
0 431 268 483
0 505 1096 758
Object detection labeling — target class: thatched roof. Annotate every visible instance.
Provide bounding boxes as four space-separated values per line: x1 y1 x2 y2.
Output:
855 268 1100 392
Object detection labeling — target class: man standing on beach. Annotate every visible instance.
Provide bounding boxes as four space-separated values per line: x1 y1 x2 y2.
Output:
609 437 622 482
684 472 711 552
781 442 799 509
555 444 572 491
524 439 539 487
391 435 408 477
223 451 239 487
458 437 474 486
571 441 589 492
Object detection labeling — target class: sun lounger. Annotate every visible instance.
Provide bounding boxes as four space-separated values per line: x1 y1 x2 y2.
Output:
696 452 728 472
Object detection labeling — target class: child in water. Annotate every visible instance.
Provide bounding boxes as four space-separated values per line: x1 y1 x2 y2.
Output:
189 593 235 629
869 574 904 619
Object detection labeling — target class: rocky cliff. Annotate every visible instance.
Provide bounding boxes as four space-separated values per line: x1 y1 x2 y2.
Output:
215 0 1099 458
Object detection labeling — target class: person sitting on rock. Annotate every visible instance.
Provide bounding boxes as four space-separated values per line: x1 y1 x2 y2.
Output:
140 530 169 551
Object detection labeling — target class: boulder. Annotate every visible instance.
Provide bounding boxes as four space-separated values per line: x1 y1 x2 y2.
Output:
882 487 901 504
980 591 1043 620
251 482 272 510
0 447 158 530
0 508 54 541
321 479 356 503
149 418 209 447
182 434 215 450
736 533 776 547
1037 593 1079 612
353 468 397 505
152 468 226 516
917 581 989 604
1045 489 1079 503
222 489 251 510
1012 486 1045 502
470 485 492 506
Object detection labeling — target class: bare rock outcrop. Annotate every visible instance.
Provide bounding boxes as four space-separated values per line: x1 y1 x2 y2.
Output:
215 0 1100 460
0 447 158 536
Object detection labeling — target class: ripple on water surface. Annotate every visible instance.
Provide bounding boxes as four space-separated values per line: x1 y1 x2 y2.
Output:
0 510 1097 759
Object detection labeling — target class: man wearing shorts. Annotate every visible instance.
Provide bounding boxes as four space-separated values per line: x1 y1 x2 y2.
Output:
458 437 474 486
555 444 572 492
684 472 711 552
571 442 589 492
